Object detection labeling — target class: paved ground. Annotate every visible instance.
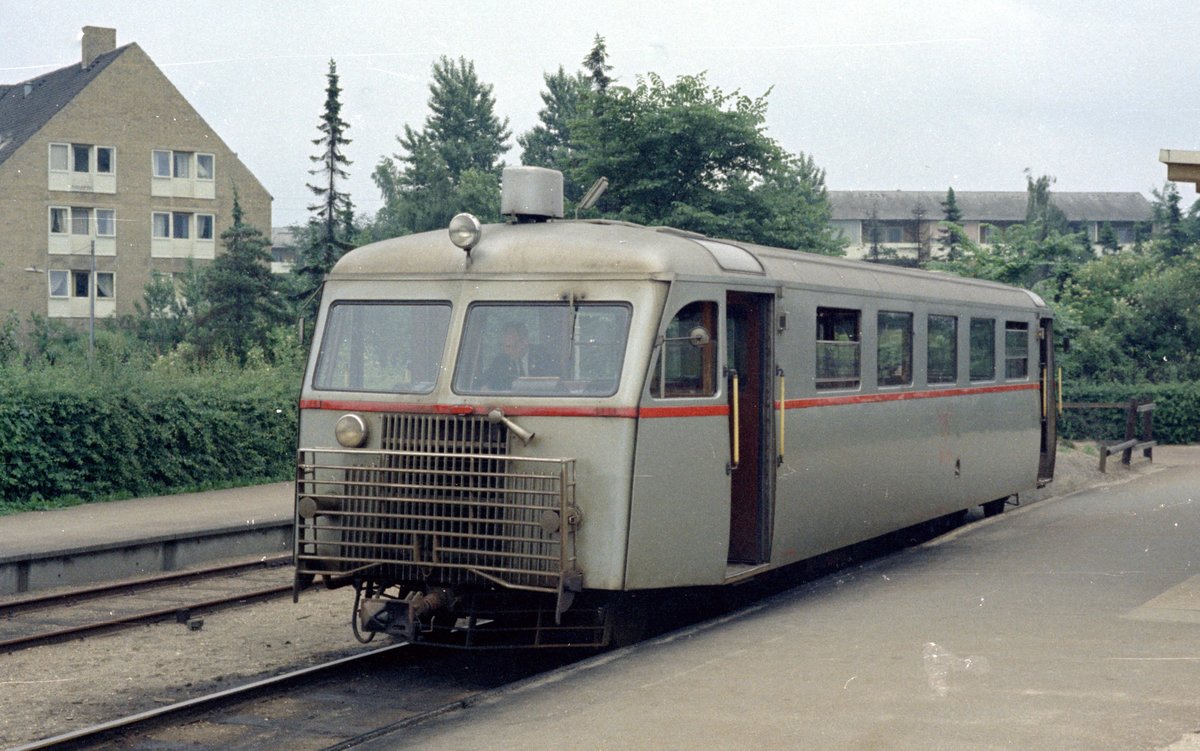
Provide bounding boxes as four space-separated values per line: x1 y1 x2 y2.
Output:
373 448 1200 750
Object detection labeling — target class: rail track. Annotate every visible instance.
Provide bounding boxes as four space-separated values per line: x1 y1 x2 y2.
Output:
0 555 294 653
14 642 584 751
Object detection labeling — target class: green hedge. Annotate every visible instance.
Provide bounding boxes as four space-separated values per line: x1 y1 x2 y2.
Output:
1059 381 1200 446
0 366 298 509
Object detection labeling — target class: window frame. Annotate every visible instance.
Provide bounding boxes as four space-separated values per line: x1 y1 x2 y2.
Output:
650 300 719 399
969 317 996 382
926 314 958 385
48 270 70 298
95 208 116 237
196 213 215 241
1005 321 1030 380
877 310 914 388
816 306 862 390
152 150 171 178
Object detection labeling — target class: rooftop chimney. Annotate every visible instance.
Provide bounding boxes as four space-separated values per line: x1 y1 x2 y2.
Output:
82 26 116 69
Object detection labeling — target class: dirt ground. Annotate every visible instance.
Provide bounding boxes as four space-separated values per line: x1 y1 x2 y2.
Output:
0 444 1164 747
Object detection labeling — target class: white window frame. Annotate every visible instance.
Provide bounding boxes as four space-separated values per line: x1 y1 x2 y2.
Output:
152 211 171 239
197 213 215 241
95 208 116 237
196 153 214 181
49 206 69 235
153 150 171 178
48 270 70 298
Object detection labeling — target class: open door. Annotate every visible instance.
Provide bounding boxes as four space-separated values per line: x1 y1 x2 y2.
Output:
1038 316 1057 485
726 292 775 568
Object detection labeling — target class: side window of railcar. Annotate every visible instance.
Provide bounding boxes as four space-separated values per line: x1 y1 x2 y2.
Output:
313 302 452 393
1005 321 1030 379
927 314 958 384
816 307 861 390
453 302 631 396
877 311 913 387
969 318 996 382
651 301 717 398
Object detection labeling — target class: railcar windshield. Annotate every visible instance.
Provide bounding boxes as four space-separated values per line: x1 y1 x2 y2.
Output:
312 301 451 393
453 302 631 396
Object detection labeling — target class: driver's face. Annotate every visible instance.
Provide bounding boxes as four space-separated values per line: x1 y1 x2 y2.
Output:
502 331 528 359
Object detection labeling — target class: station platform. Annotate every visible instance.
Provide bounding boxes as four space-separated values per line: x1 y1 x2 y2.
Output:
375 447 1200 751
0 482 293 596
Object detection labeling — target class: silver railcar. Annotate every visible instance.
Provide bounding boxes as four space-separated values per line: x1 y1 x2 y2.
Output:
294 167 1057 647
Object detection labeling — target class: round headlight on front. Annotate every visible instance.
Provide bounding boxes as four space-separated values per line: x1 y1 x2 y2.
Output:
334 414 368 448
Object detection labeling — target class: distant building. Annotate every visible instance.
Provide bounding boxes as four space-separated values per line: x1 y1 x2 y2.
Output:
0 26 271 328
1160 149 1200 191
270 227 298 274
829 190 1153 260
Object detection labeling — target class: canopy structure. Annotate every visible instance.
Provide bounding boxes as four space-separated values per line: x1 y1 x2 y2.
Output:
1160 149 1200 190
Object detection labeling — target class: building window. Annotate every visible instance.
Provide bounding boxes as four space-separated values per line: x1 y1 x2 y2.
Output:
816 307 861 390
96 272 115 299
1005 321 1029 379
197 153 214 180
50 143 69 171
70 207 90 235
173 151 191 178
197 214 214 240
152 212 171 238
927 314 958 384
153 150 171 177
173 212 191 239
970 318 995 381
72 144 90 173
96 209 115 237
49 142 114 175
49 207 68 234
49 270 70 298
877 311 913 387
72 270 90 298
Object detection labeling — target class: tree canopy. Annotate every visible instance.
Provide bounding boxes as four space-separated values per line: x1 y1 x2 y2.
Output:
372 56 510 236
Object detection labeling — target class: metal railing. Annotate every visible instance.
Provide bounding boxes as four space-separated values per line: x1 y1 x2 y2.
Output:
1063 399 1156 472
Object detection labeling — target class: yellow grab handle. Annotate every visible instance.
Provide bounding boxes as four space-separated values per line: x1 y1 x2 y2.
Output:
778 372 786 461
730 371 740 471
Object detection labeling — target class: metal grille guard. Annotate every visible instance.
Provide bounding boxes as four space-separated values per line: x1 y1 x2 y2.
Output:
295 447 582 619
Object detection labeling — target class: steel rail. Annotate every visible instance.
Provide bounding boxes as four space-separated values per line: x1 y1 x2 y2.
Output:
0 554 292 614
0 556 295 653
9 643 408 751
0 584 294 653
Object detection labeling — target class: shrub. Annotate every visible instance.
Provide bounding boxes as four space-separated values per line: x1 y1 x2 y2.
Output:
0 362 298 511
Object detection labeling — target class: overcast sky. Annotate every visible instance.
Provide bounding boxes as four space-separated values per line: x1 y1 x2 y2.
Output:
4 1 1198 228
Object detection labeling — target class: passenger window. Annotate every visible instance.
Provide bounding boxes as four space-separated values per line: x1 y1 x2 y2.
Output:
877 311 913 387
1005 321 1029 379
969 318 995 381
651 301 717 398
927 315 958 384
816 307 861 390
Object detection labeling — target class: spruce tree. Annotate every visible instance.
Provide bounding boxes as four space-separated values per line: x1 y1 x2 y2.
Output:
374 56 511 234
297 59 354 307
198 193 284 363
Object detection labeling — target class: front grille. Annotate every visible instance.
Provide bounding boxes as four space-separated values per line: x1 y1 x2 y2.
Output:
295 414 578 597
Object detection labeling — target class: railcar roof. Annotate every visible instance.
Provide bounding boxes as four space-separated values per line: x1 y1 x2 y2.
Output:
330 220 1046 311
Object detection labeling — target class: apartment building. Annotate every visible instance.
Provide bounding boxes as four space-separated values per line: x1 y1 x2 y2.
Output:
830 190 1153 260
0 26 271 327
